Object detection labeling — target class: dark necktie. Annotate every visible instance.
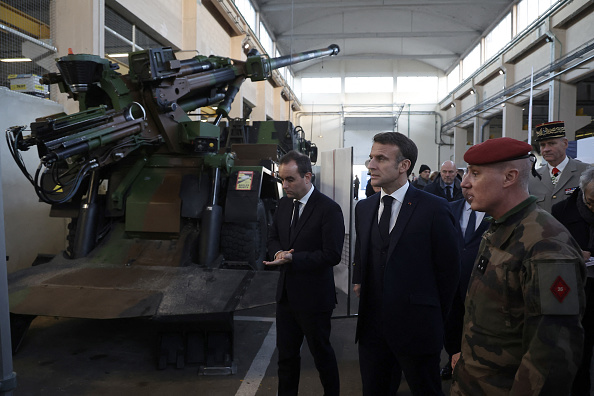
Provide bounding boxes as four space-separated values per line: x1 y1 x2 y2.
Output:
446 185 453 200
464 210 476 244
291 200 301 235
379 196 394 241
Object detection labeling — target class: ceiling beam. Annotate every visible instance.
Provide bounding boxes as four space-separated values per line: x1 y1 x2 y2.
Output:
261 0 511 12
277 30 478 40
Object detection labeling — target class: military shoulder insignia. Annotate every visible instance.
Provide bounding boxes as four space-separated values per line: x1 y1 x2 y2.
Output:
539 262 579 315
550 276 571 302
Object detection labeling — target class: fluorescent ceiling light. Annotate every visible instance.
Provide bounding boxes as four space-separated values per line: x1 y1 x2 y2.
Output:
1 58 32 62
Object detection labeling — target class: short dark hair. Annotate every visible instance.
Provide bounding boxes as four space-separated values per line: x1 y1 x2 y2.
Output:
373 132 418 176
279 150 312 177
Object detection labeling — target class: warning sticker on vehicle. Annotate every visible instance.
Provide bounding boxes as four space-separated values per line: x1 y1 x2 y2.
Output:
236 171 254 190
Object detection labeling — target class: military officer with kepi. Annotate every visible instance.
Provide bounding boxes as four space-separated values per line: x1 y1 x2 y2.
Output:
529 121 591 212
450 137 586 396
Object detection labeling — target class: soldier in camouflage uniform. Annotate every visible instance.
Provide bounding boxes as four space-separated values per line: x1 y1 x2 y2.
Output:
450 137 586 396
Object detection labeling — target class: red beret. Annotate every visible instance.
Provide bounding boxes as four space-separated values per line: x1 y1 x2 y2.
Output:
464 137 532 165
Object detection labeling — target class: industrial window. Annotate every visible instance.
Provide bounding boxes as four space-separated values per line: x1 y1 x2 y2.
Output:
447 64 460 93
104 6 162 65
286 71 294 91
276 49 287 84
462 45 481 81
396 76 438 104
345 77 393 93
484 13 511 62
0 0 55 90
259 22 274 55
235 0 257 34
276 49 294 91
301 77 341 94
516 0 556 34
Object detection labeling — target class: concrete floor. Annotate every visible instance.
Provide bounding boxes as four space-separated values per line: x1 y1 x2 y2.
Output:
10 290 452 395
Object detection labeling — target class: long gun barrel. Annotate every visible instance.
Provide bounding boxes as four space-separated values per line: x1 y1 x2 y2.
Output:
255 44 340 78
174 44 341 120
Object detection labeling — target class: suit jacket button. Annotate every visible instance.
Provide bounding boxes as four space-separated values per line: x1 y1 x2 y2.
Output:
552 195 557 199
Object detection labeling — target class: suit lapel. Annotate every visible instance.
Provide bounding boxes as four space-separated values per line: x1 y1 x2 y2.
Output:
473 216 490 238
387 187 418 259
359 194 379 268
453 200 464 234
279 198 294 247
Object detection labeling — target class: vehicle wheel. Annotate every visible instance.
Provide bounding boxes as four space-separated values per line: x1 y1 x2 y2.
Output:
221 200 267 270
65 218 77 259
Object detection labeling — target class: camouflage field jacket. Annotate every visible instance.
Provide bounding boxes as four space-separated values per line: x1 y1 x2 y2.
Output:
451 196 586 396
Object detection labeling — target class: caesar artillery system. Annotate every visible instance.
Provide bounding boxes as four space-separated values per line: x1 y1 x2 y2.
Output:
5 44 339 371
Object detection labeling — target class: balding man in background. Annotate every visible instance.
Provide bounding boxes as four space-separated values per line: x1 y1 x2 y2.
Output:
424 160 463 202
451 137 586 395
529 121 590 212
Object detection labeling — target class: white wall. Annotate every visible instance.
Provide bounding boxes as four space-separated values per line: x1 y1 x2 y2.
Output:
0 89 67 273
577 136 594 164
320 148 352 295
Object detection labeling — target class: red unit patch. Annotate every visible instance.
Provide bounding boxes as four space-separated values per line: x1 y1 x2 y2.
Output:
550 276 571 303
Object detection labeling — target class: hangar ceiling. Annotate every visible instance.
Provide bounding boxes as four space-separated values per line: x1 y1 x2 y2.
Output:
251 0 516 73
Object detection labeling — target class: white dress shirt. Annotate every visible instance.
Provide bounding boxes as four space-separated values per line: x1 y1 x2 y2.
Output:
293 184 314 220
460 201 486 235
378 182 409 233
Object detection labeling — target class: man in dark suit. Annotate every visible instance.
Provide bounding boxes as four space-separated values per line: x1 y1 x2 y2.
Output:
552 168 594 396
423 160 463 202
265 150 345 396
440 189 489 380
352 132 460 395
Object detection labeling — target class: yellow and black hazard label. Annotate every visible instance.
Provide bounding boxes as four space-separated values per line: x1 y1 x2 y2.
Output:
236 171 254 190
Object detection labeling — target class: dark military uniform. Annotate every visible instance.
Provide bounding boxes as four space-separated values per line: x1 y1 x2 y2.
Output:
451 196 586 395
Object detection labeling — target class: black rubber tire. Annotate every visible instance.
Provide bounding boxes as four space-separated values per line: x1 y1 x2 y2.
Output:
65 218 77 259
221 201 267 270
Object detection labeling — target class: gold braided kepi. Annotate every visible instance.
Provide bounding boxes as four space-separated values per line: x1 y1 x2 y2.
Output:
534 121 565 142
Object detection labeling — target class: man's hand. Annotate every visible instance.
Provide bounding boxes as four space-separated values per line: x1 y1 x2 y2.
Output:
353 284 361 298
583 250 591 261
451 352 461 370
264 249 294 266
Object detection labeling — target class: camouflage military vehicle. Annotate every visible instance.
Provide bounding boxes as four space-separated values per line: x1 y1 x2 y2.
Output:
5 44 339 371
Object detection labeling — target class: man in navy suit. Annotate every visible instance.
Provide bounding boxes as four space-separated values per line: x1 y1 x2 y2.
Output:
352 132 460 395
265 150 345 396
423 160 463 202
441 188 489 380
